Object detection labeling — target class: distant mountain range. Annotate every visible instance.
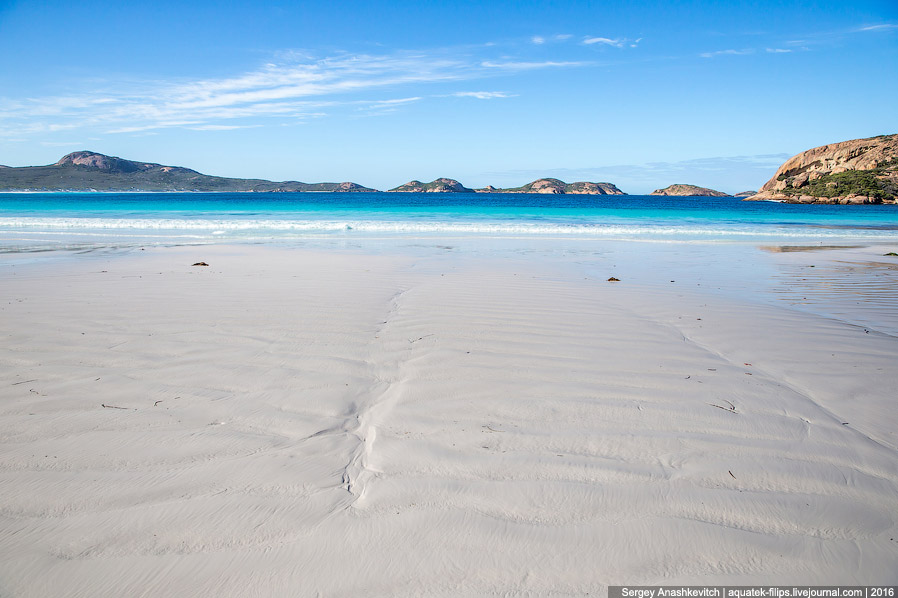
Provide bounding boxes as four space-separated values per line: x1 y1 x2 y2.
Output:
0 151 376 193
0 151 626 195
5 141 893 202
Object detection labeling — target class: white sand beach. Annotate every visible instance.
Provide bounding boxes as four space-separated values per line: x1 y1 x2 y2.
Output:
1 240 897 596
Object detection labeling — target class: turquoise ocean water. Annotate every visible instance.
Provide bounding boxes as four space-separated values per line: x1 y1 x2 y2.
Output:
2 192 898 251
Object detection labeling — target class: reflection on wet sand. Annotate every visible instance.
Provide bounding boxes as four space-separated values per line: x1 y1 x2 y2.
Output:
767 248 898 335
760 245 864 252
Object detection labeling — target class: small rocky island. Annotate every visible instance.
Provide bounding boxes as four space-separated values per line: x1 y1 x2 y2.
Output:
388 177 625 195
388 179 474 193
492 178 624 195
650 184 730 197
746 134 897 204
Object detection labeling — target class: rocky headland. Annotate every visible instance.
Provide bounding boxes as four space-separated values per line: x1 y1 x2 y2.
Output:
746 134 898 204
0 151 375 193
650 184 730 197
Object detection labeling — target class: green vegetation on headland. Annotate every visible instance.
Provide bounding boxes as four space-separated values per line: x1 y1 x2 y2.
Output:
747 134 898 204
776 160 898 201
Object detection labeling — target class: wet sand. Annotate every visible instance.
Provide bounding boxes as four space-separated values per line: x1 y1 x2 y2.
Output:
1 241 896 596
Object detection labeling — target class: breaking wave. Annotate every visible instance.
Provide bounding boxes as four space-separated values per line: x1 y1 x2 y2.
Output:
2 216 898 241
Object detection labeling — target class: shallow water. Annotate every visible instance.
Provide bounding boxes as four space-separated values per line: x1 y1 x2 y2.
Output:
2 192 897 335
2 192 898 250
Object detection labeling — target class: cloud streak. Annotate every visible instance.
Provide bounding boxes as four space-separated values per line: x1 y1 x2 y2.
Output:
855 23 897 32
699 48 754 58
582 36 641 48
0 48 591 139
531 34 573 45
451 91 514 99
480 60 590 70
583 37 625 47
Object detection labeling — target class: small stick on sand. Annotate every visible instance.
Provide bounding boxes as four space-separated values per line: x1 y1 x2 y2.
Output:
709 399 738 414
12 379 38 386
729 470 736 479
101 403 130 410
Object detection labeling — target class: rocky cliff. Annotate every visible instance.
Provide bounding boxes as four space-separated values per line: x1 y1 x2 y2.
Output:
650 184 730 197
746 134 898 204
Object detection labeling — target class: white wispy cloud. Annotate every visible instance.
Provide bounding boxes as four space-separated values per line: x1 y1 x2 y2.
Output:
855 23 898 32
531 34 572 44
0 48 591 139
480 60 590 70
354 96 423 116
766 48 792 53
582 36 641 49
451 91 514 99
365 97 422 106
583 36 625 48
699 48 754 58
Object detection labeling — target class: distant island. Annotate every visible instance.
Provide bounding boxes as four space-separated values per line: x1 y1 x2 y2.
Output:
487 178 624 195
388 178 474 193
650 184 730 197
388 177 625 195
746 134 897 204
0 151 626 195
0 151 376 193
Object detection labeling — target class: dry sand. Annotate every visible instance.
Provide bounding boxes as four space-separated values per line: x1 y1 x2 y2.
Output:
1 242 896 596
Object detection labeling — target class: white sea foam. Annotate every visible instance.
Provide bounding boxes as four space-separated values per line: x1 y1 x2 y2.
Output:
1 216 896 241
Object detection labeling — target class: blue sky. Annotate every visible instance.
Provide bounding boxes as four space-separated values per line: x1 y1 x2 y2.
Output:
1 0 896 193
